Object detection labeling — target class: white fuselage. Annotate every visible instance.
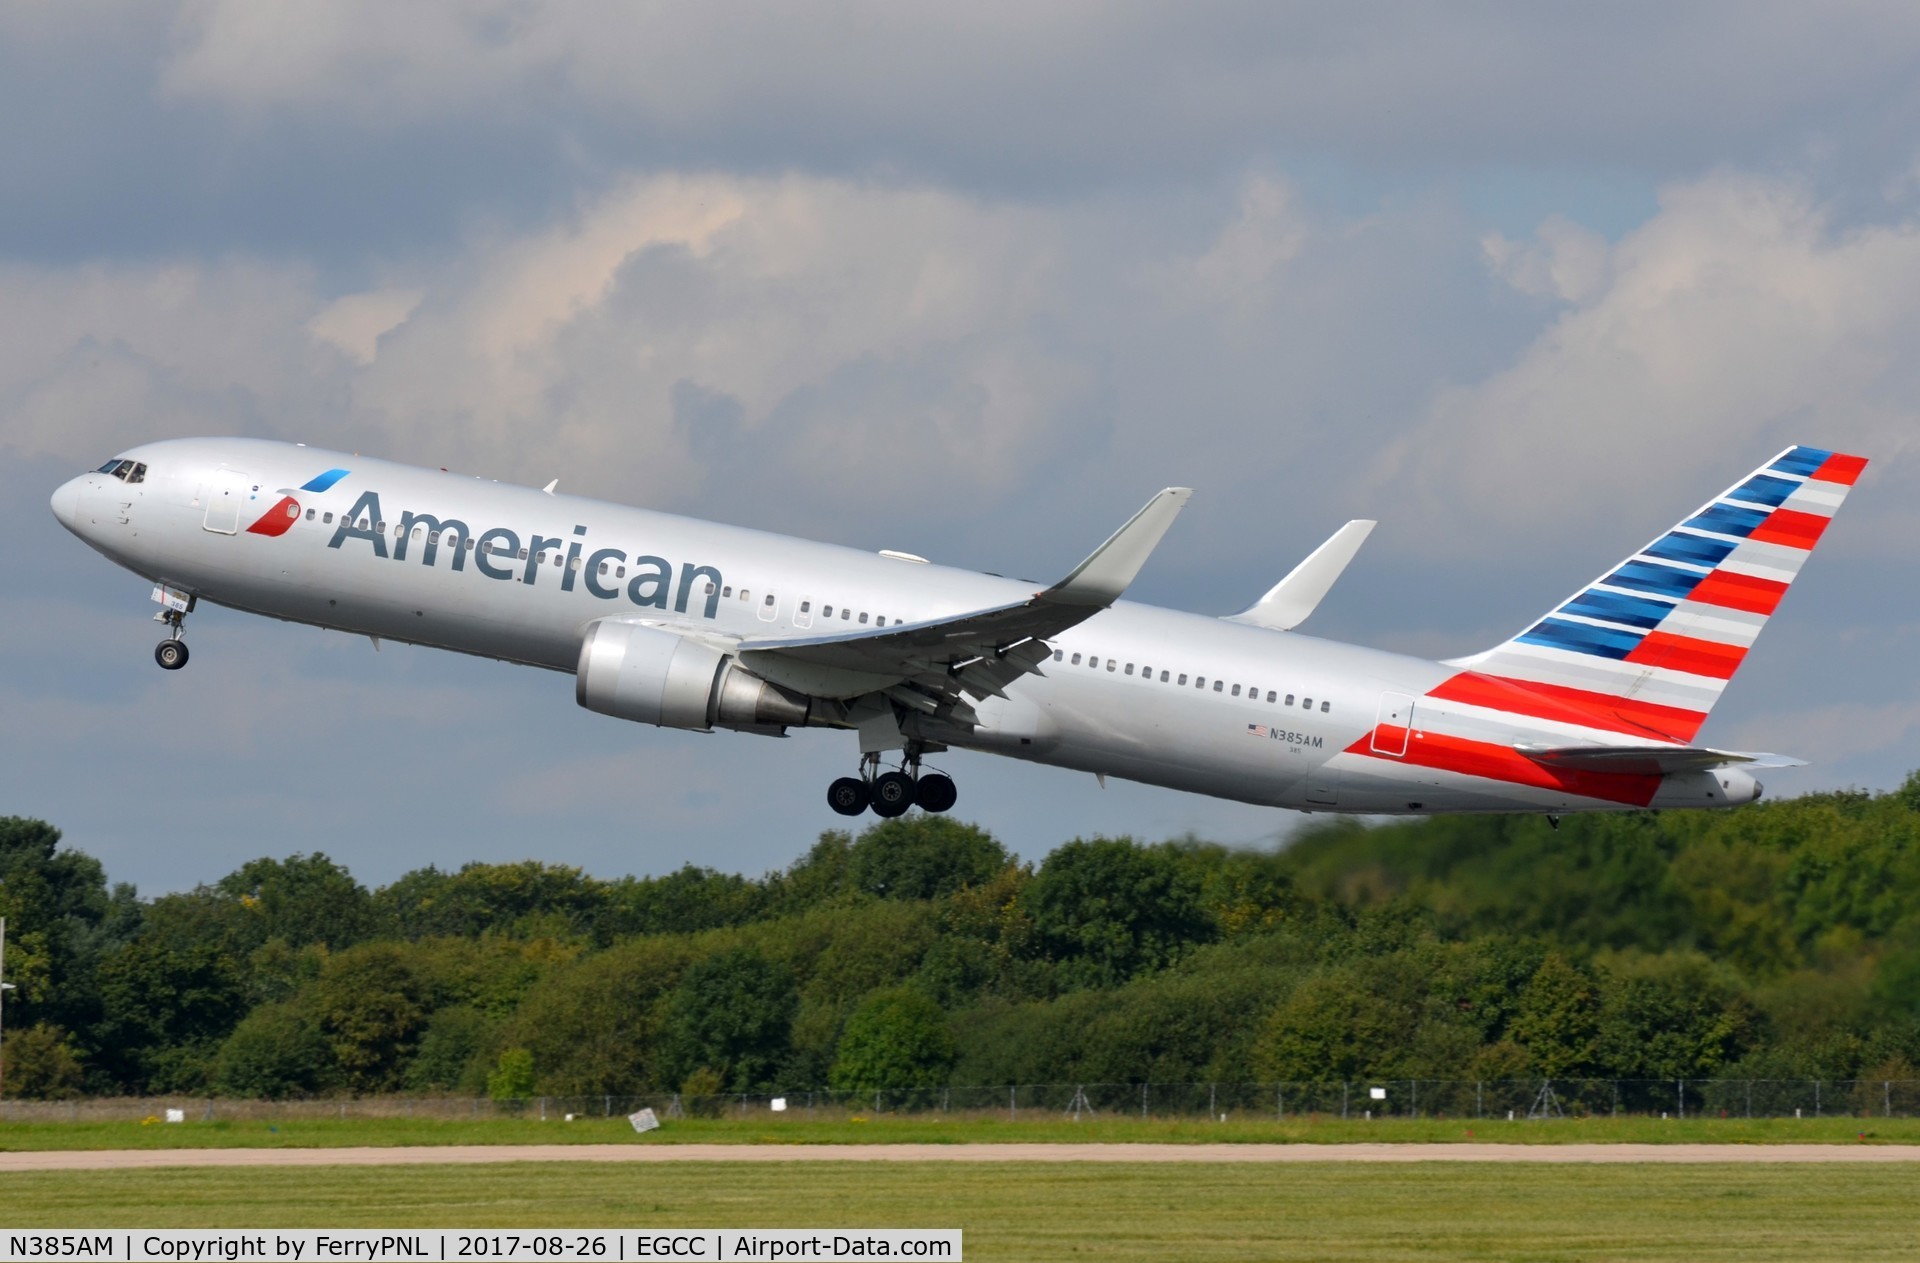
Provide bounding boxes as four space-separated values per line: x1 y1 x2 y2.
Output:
50 438 1754 816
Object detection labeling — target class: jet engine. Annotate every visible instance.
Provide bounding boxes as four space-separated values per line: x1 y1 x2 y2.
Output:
575 619 822 734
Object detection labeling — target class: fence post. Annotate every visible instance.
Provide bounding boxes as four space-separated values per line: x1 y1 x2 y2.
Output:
1209 1083 1217 1121
1410 1080 1417 1119
1677 1079 1685 1121
1010 1086 1016 1122
1815 1080 1821 1117
1475 1080 1482 1119
1143 1083 1149 1120
604 1094 611 1118
1745 1081 1752 1120
1342 1081 1349 1120
1276 1084 1283 1121
1887 1081 1893 1118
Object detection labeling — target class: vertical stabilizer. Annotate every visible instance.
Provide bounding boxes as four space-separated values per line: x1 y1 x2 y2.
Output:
1444 445 1867 743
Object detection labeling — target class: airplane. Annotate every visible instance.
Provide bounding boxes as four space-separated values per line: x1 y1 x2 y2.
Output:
49 439 1865 820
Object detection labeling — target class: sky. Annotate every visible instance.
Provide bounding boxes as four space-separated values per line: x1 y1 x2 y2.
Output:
3 2 1918 894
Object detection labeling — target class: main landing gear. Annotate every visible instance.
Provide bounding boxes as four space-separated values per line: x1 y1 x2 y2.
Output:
154 608 190 671
827 750 959 819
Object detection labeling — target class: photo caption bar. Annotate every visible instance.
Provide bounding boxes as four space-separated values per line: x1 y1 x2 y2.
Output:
0 1232 960 1263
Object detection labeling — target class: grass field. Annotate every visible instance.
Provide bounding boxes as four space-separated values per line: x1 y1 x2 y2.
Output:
3 1112 1919 1151
3 1161 1916 1261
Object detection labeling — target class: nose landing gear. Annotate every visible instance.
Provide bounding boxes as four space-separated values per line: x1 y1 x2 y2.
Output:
151 584 195 671
825 748 960 818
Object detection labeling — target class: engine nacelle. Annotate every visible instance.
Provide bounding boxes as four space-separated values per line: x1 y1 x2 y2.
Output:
575 620 817 733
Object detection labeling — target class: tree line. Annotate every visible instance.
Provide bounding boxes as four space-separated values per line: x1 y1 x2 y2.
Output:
3 774 1919 1100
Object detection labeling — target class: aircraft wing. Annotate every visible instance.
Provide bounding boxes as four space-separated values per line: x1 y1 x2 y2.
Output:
1517 745 1808 776
737 487 1191 713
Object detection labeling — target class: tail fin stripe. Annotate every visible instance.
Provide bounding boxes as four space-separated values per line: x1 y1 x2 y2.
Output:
1727 474 1801 508
1770 447 1833 477
1430 673 1709 742
1561 589 1675 629
1812 452 1869 485
1785 481 1848 513
1684 503 1772 538
1686 570 1788 616
1643 532 1737 568
1626 630 1747 679
1517 618 1644 659
1607 559 1708 599
1749 508 1831 550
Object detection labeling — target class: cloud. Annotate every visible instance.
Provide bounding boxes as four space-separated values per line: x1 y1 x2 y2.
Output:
1377 172 1920 559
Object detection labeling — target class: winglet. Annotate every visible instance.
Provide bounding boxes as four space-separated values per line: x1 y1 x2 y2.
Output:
1041 487 1192 608
1226 519 1375 631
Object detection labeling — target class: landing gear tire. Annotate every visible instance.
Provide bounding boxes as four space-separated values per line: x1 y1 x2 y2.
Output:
827 777 871 817
155 640 190 671
871 770 917 818
914 773 957 813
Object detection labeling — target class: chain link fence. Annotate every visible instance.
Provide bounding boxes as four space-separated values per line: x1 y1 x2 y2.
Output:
5 1079 1920 1123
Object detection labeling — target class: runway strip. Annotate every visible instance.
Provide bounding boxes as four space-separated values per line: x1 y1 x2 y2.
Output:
6 1142 1920 1171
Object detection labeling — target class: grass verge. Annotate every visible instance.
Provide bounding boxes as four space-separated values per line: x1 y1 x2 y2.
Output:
2 1113 1918 1151
3 1161 1917 1262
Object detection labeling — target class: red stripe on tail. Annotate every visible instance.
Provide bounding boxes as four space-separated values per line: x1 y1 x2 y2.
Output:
1748 508 1829 550
1428 672 1706 743
1811 453 1869 486
1687 569 1788 616
1626 630 1746 679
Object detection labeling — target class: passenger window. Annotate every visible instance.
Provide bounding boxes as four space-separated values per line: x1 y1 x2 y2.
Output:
598 562 609 575
1107 660 1116 672
429 531 439 544
1285 694 1295 706
1231 684 1241 697
1178 674 1188 686
1196 676 1206 689
801 601 812 614
723 586 733 598
1321 701 1331 713
615 565 624 577
1053 650 1063 662
1302 697 1313 709
740 589 750 601
823 605 833 617
765 594 776 607
305 509 316 521
1072 653 1083 666
1213 680 1224 692
323 512 333 524
1266 690 1275 703
1089 657 1099 669
859 612 869 624
842 609 851 620
876 616 885 627
1160 670 1169 682
517 548 528 560
1125 664 1135 676
413 527 424 541
568 556 581 570
375 521 386 532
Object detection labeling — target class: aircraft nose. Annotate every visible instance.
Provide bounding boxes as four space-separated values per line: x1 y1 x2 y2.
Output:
51 476 84 533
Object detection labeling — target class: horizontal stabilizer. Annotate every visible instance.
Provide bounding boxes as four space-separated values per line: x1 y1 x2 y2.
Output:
1517 744 1807 776
1226 519 1375 631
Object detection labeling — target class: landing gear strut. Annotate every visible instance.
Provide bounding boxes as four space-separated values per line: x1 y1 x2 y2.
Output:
825 746 960 818
154 608 190 671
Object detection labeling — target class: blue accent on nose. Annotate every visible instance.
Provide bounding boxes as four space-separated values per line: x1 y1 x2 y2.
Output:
301 468 350 492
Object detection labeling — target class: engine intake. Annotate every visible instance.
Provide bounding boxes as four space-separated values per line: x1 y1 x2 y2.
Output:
575 620 816 732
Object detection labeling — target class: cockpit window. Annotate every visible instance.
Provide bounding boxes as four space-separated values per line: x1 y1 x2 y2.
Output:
96 459 147 484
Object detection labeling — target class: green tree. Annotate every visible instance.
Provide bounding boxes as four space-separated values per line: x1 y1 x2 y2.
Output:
309 945 426 1093
1254 956 1432 1082
663 948 798 1093
407 1004 500 1094
91 894 249 1092
1022 838 1214 987
2 1023 86 1099
212 1002 333 1098
487 1048 536 1101
829 988 954 1093
1596 953 1757 1080
216 853 372 950
847 817 1008 901
1506 953 1600 1078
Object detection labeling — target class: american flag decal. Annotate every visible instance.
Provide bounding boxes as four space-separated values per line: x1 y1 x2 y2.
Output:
1247 724 1270 738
